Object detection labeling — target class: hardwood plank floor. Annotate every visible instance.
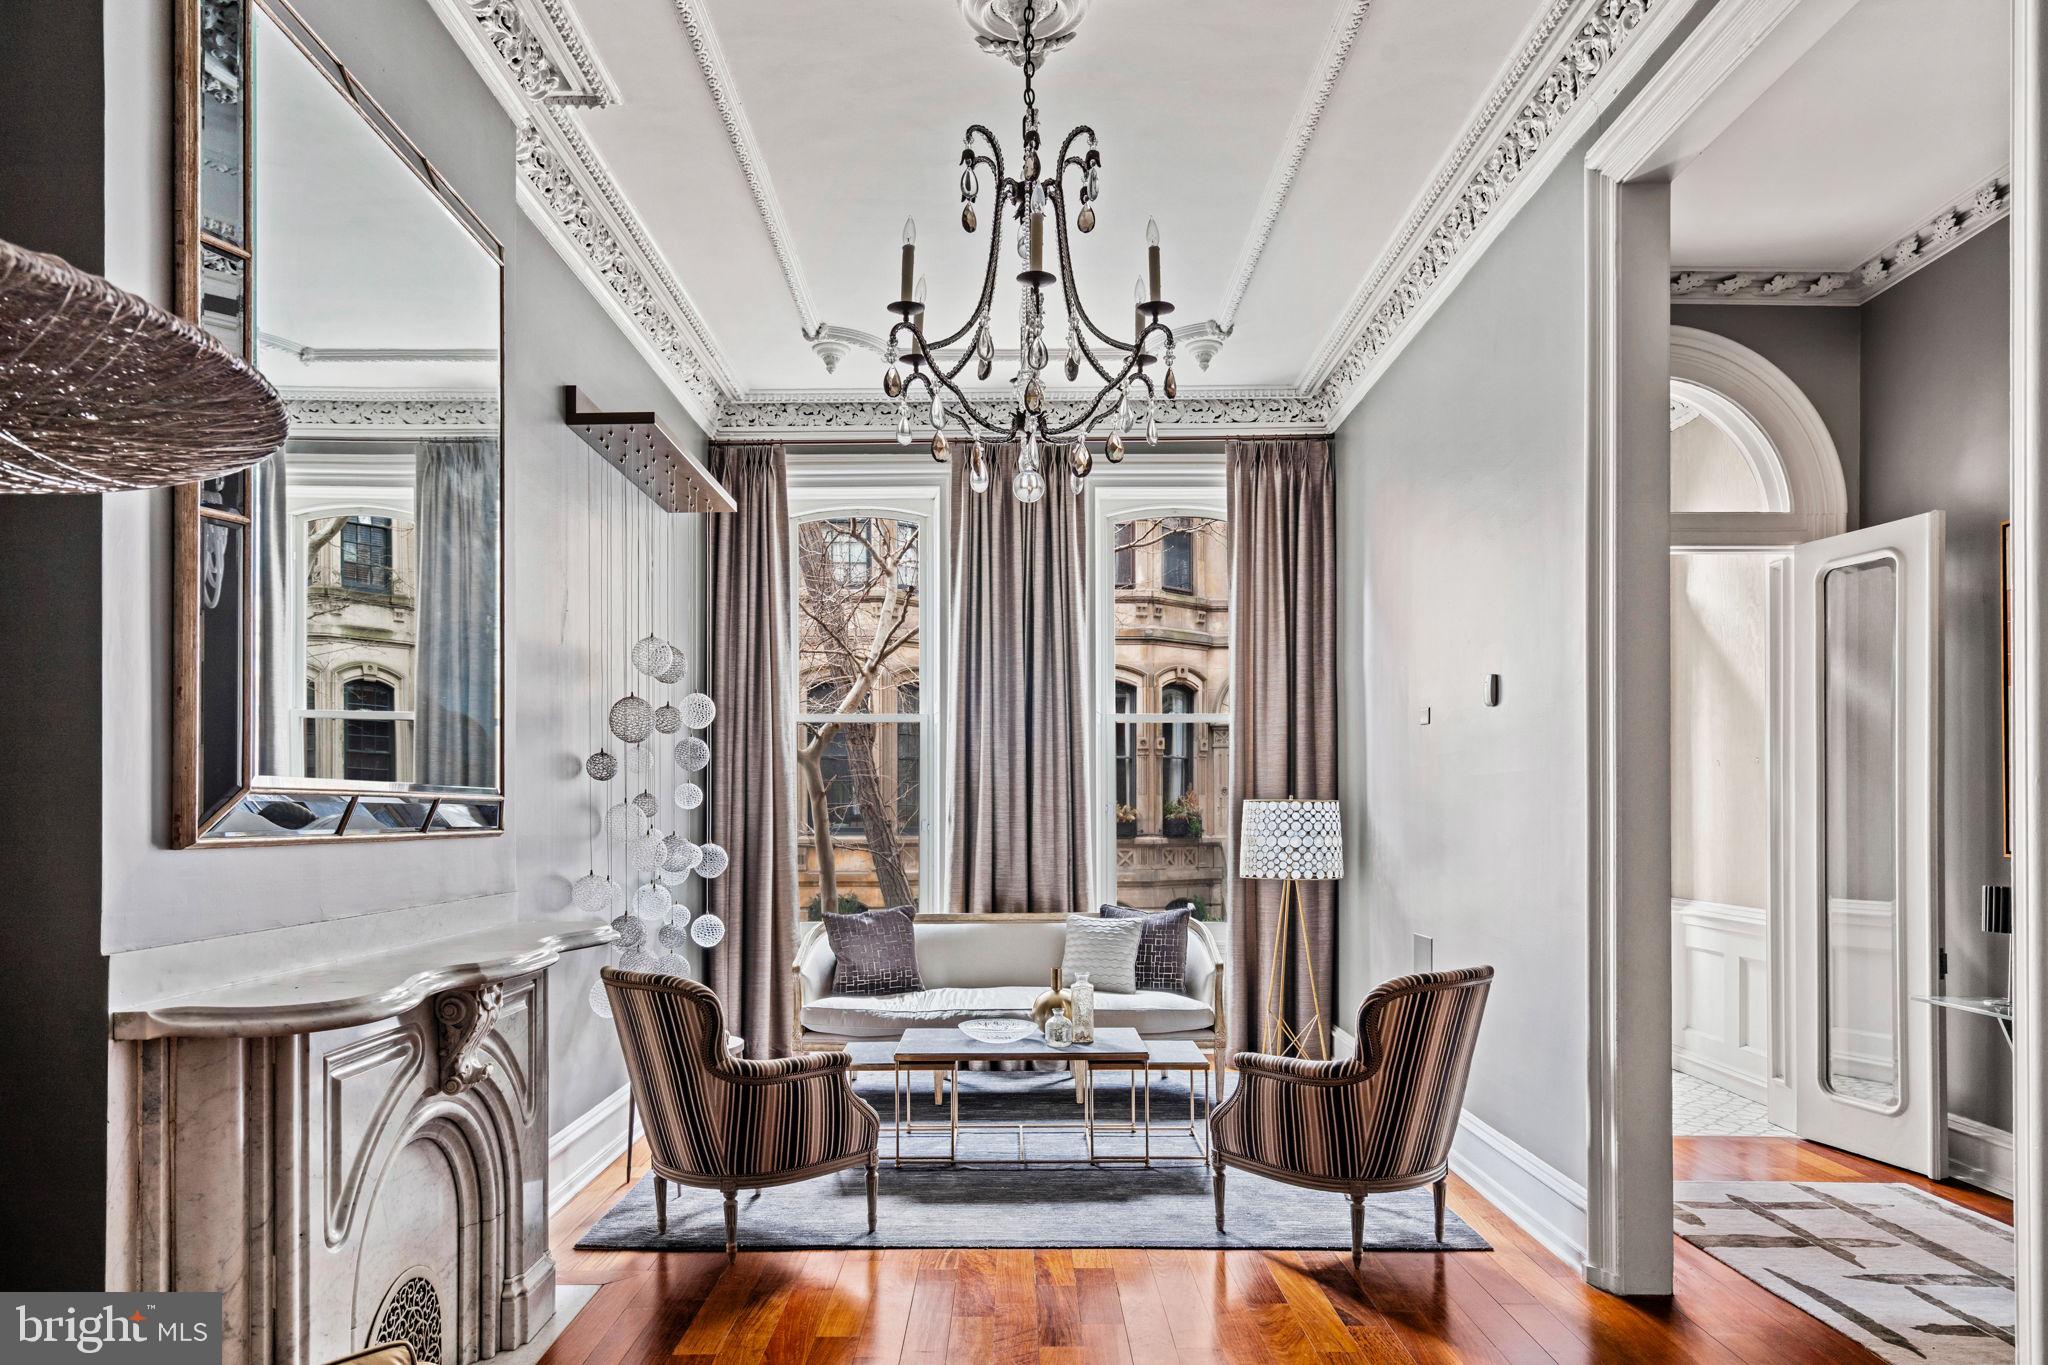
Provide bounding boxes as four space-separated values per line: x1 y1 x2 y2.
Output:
538 1136 2012 1363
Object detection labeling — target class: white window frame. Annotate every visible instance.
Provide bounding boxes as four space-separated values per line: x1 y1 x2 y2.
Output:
787 454 950 919
1087 452 1230 917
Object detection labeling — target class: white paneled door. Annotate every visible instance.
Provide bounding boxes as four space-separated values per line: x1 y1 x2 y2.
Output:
1789 513 1945 1174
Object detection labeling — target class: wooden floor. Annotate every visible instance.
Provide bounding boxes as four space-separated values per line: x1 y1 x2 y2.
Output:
537 1137 2012 1364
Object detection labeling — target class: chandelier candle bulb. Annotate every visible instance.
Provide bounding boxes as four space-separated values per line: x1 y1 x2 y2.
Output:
1146 217 1161 298
901 217 916 300
1029 211 1045 273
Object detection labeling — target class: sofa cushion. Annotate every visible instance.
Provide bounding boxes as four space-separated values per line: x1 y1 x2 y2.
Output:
800 986 1214 1039
1100 904 1191 993
1060 913 1142 994
822 905 921 996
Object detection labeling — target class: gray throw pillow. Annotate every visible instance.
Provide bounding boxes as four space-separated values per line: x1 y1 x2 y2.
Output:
1100 903 1192 993
1061 913 1143 995
823 905 922 996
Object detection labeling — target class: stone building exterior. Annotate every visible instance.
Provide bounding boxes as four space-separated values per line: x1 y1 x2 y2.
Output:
302 513 418 784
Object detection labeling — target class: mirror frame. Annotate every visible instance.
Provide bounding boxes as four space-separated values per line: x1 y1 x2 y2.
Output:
170 0 507 846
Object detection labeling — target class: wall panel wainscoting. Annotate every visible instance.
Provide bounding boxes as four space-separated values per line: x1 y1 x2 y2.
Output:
1670 898 1769 1101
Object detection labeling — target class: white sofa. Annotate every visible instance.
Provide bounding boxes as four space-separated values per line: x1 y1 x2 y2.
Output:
791 912 1226 1060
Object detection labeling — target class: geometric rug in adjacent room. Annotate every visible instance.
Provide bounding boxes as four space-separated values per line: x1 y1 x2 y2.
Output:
1674 1182 2013 1362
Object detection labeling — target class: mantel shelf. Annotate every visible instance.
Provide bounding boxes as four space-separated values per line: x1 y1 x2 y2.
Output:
110 918 617 1040
564 385 736 514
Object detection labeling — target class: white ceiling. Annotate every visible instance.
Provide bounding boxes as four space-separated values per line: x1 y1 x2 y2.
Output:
562 0 1549 392
254 11 500 395
1671 0 2009 269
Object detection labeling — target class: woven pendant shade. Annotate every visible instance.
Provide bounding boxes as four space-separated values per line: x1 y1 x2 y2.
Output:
0 238 288 493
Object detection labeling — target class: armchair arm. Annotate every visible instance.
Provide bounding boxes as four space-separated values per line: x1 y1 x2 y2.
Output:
1230 1050 1369 1086
720 1050 852 1085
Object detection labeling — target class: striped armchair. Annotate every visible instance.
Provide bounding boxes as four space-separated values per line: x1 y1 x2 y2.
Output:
603 969 880 1257
1210 966 1493 1263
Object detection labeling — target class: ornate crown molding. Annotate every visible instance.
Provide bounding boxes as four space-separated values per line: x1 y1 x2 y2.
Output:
670 2 822 337
961 0 1090 65
716 385 1334 440
454 0 617 107
1670 173 2011 306
282 388 501 434
1203 0 1373 346
1306 0 1667 420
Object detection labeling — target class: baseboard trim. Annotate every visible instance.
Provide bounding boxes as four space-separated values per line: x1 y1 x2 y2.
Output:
549 1084 632 1217
1945 1113 2015 1198
1671 1049 1768 1103
1449 1110 1589 1270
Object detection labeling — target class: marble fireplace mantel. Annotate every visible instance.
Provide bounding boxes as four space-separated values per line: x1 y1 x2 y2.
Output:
113 917 614 1365
112 917 615 1039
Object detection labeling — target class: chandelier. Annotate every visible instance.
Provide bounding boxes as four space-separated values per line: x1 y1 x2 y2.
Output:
881 0 1175 502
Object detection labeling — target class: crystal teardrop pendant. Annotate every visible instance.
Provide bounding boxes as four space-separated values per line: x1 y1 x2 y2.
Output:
1065 351 1080 382
1070 441 1093 479
1024 376 1044 411
1164 367 1178 399
895 402 912 444
1106 430 1125 462
976 323 995 359
962 202 976 232
930 393 945 427
1022 148 1040 180
1086 164 1100 199
976 351 993 381
1013 463 1047 503
1029 337 1050 371
968 440 990 493
883 367 903 397
960 166 978 201
1146 408 1159 446
931 431 949 462
1077 203 1095 233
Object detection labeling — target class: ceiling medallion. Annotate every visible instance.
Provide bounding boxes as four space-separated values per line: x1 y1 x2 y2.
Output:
886 1 1172 502
959 0 1090 66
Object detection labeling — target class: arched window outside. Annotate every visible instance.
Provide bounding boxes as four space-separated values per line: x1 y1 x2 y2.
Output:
1161 682 1195 812
342 676 396 782
1161 520 1194 594
1114 682 1137 812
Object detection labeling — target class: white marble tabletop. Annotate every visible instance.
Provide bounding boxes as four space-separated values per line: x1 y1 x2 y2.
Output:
110 917 616 1040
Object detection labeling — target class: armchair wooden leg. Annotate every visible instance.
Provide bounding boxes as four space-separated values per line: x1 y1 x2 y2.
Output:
722 1188 739 1261
654 1176 667 1233
1433 1178 1447 1244
1212 1158 1226 1232
866 1159 878 1233
1350 1193 1365 1266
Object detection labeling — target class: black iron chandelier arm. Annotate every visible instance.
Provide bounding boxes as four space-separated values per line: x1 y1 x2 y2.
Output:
924 358 1017 437
1041 367 1129 438
1044 180 1133 389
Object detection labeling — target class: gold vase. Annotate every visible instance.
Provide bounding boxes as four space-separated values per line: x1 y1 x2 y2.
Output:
1030 966 1072 1029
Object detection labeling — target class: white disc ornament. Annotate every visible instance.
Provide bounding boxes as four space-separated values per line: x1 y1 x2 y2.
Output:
697 842 730 879
609 694 655 744
626 745 655 777
619 948 658 973
679 692 717 729
587 979 613 1019
673 781 703 812
631 789 658 818
570 871 613 916
689 913 727 948
656 652 688 686
584 750 618 781
629 831 665 874
609 913 645 949
654 704 682 735
632 882 671 918
657 952 690 976
673 735 711 771
631 634 673 677
657 921 688 952
605 801 647 842
661 835 701 874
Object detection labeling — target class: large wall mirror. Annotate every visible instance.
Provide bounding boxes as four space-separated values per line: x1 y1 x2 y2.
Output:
172 0 505 845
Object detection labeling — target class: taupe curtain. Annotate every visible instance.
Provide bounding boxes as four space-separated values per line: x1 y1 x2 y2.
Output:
415 437 500 788
705 443 798 1055
949 442 1091 914
1227 438 1338 1053
251 450 294 776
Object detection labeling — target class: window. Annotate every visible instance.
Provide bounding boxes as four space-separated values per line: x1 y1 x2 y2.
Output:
341 676 396 781
340 516 393 595
304 678 317 776
794 514 926 918
1100 509 1230 919
1161 519 1194 594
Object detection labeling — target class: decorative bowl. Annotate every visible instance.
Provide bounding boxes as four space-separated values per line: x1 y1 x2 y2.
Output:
958 1017 1033 1044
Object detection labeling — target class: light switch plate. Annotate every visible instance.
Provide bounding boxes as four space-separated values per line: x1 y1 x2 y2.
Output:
1419 707 1431 725
1413 935 1434 971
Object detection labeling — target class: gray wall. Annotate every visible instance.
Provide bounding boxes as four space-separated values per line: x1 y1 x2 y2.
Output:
0 0 111 1293
1332 151 1591 1186
1860 224 2012 1131
1673 302 1864 521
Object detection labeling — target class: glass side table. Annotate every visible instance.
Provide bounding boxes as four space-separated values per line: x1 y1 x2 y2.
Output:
1913 994 2013 1047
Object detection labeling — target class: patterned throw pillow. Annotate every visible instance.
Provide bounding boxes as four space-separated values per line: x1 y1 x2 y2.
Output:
824 905 922 996
1099 904 1191 993
1060 913 1143 995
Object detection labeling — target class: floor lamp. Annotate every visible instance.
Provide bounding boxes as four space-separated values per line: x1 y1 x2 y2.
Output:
1239 798 1345 1059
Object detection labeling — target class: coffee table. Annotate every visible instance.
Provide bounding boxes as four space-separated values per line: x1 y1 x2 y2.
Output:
846 1026 1211 1167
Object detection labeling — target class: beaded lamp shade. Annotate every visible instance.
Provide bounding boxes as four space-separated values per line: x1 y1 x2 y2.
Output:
0 239 287 492
1238 799 1344 881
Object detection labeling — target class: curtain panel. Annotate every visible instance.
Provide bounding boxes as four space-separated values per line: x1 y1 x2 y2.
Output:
705 443 798 1054
1226 438 1339 1053
949 442 1092 914
415 437 500 789
251 449 294 776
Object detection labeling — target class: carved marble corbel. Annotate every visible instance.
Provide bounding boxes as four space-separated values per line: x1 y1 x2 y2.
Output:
435 984 504 1096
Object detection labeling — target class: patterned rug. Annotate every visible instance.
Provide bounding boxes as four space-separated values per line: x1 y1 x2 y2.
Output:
576 1071 1490 1253
1674 1181 2014 1361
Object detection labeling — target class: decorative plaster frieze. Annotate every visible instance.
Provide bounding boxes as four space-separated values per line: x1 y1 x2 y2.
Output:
1306 0 1665 418
715 386 1335 439
282 389 501 432
1205 0 1373 343
515 116 731 417
459 0 617 106
1668 173 2011 306
670 2 821 336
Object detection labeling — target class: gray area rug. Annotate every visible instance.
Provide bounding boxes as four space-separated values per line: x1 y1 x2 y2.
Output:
1674 1181 2014 1362
578 1071 1488 1252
